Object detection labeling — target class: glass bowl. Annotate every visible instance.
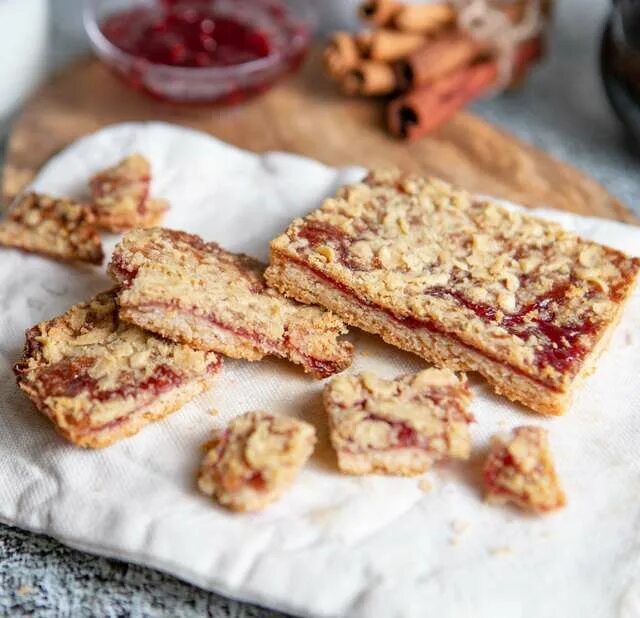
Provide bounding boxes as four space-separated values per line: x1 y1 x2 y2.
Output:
83 0 316 105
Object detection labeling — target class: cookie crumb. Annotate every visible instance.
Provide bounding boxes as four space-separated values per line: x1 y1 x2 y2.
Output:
449 519 471 546
209 408 219 416
16 585 32 596
418 478 432 493
489 545 513 556
450 519 470 534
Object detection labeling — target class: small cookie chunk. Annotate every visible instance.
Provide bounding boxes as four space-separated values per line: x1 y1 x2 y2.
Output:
266 169 640 415
323 368 473 475
108 227 353 378
0 192 103 264
89 154 168 232
483 426 566 513
198 411 316 512
14 290 221 448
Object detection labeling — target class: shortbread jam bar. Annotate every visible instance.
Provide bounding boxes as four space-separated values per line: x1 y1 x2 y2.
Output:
14 290 221 448
0 192 103 264
198 411 316 512
266 170 640 414
323 369 473 475
108 228 353 379
89 154 168 232
483 426 566 513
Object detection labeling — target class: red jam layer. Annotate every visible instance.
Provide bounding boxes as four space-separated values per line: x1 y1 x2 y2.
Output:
291 220 623 381
101 3 272 68
429 283 599 373
278 250 584 391
35 357 220 405
342 414 441 454
483 449 518 497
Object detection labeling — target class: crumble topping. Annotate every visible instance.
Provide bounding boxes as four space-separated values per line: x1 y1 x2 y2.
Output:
483 426 566 513
198 411 316 512
268 170 640 389
323 368 473 475
0 192 104 264
108 228 353 378
14 290 221 446
89 154 168 232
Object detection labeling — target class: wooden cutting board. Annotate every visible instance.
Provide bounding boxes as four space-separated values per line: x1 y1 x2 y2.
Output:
3 48 636 223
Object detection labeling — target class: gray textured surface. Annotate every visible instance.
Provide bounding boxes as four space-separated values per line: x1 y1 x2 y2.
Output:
0 0 639 616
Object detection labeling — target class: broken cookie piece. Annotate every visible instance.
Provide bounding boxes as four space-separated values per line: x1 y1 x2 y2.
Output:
198 411 316 512
0 192 103 264
483 426 566 513
89 154 168 232
323 368 473 476
14 290 222 448
108 228 353 378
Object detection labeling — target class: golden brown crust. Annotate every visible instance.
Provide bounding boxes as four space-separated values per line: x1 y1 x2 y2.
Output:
89 154 169 232
483 426 566 513
197 411 316 512
266 170 640 413
108 228 354 379
324 369 473 475
0 192 104 264
14 290 221 448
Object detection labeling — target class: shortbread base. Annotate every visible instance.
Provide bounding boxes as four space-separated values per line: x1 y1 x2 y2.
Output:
336 448 433 476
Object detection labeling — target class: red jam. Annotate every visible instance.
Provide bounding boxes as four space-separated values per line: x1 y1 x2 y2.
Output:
39 359 185 402
430 283 599 373
98 0 310 103
281 249 602 389
101 2 272 68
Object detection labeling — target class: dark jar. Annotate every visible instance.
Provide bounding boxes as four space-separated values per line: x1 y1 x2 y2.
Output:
601 0 640 149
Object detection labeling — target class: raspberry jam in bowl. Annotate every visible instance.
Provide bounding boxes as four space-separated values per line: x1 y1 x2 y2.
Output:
83 0 315 104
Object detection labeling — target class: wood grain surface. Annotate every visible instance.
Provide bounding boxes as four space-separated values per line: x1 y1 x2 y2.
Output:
3 48 636 223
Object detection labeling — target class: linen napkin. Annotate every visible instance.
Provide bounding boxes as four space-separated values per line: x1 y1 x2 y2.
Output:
1 122 640 618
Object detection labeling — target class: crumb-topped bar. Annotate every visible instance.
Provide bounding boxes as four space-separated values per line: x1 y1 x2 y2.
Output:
108 228 353 379
89 154 168 232
483 426 566 513
14 290 221 448
266 170 640 414
0 192 103 264
324 369 473 475
198 411 316 512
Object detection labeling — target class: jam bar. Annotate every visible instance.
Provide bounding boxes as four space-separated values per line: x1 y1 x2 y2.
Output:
266 170 640 415
197 411 316 512
108 228 353 379
483 426 566 513
0 192 103 264
323 369 473 475
14 290 221 448
89 154 168 232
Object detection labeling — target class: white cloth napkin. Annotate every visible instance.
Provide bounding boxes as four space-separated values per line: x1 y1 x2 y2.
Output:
2 122 640 618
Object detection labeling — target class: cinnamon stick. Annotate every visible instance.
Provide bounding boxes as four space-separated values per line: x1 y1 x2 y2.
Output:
357 29 426 62
395 32 489 90
387 38 543 140
359 0 401 27
323 32 361 80
341 61 397 96
393 3 456 34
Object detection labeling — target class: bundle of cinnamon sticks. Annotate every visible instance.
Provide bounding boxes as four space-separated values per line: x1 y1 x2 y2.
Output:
323 0 551 139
